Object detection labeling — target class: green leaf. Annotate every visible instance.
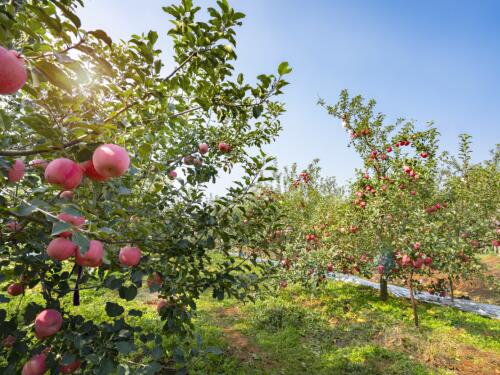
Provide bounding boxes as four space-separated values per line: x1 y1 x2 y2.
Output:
52 0 81 28
89 30 113 47
278 61 292 75
115 340 135 354
119 285 138 301
72 232 89 254
128 309 143 317
252 104 263 119
21 114 62 140
105 302 124 317
51 221 72 236
35 61 75 93
206 346 223 355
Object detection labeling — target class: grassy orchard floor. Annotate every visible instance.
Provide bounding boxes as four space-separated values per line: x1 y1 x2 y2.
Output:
3 281 499 374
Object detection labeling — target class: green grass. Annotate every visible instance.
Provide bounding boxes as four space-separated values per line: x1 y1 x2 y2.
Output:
185 282 500 375
2 280 499 374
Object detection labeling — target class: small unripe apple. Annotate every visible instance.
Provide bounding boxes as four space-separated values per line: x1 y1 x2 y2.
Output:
45 158 83 190
218 142 231 153
29 159 48 169
59 359 81 374
75 240 104 267
7 159 25 183
198 143 209 154
60 191 73 200
47 238 76 261
22 354 47 375
6 221 22 232
2 335 16 348
119 246 141 267
0 47 27 95
35 309 63 339
80 160 108 181
168 170 177 180
92 144 130 177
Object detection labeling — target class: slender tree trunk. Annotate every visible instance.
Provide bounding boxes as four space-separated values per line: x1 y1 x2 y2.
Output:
408 274 419 327
449 277 455 302
380 278 388 301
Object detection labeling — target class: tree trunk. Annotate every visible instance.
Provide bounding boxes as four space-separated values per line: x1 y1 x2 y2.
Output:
449 277 455 302
380 278 388 301
408 275 419 327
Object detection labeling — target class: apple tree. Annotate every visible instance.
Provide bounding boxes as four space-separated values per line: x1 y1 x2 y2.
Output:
0 0 291 373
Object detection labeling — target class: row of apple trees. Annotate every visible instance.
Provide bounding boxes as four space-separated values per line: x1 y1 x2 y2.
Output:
264 90 499 327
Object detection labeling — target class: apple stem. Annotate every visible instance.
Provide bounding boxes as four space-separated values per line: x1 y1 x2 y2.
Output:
73 265 82 306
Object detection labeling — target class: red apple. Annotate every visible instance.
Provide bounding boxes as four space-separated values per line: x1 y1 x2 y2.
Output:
168 170 177 180
8 159 25 183
7 282 24 296
6 221 22 232
157 299 167 313
401 254 411 266
386 147 392 153
57 213 85 238
413 242 421 250
35 309 63 339
424 257 432 265
59 359 81 374
45 158 83 190
0 47 27 95
198 143 209 154
420 152 428 158
119 246 141 267
75 240 104 268
410 190 416 196
80 160 108 182
147 272 163 289
413 257 423 269
92 144 130 177
2 335 16 348
218 142 231 153
183 155 195 165
22 354 47 375
47 238 76 261
327 263 334 272
377 265 385 274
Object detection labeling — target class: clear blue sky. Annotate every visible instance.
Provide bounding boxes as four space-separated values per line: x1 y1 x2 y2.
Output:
77 0 500 193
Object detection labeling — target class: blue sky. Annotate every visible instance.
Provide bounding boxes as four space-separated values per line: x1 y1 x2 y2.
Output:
77 0 500 193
